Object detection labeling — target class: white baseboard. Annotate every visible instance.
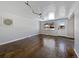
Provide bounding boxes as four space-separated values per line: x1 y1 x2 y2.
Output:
74 49 79 58
0 34 38 45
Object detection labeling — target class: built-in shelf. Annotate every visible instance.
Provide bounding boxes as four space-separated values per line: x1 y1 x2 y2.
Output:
44 22 55 31
44 28 55 31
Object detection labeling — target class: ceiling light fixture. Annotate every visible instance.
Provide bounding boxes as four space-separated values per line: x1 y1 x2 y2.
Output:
25 1 42 19
48 13 55 20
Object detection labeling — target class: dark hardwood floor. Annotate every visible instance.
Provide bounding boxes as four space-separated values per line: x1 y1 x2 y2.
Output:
0 34 77 58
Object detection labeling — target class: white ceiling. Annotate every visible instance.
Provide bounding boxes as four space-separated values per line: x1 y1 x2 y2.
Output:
28 1 76 19
0 1 76 19
29 1 75 12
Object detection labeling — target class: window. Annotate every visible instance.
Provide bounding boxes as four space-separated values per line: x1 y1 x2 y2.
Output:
48 13 55 20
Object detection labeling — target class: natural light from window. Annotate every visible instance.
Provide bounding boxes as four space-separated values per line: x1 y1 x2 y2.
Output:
40 12 55 21
48 13 55 20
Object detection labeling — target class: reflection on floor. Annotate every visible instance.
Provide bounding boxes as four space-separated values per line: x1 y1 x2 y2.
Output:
0 34 77 58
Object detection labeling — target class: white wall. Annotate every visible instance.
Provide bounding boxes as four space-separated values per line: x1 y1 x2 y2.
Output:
56 19 67 36
67 1 79 57
67 13 74 38
74 2 79 57
0 1 39 45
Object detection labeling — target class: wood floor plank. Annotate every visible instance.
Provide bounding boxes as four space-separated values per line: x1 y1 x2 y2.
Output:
0 34 77 58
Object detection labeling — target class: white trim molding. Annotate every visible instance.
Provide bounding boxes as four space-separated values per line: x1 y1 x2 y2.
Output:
0 34 38 45
74 49 79 58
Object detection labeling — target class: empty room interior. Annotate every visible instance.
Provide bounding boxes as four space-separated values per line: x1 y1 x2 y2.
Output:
0 1 79 58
